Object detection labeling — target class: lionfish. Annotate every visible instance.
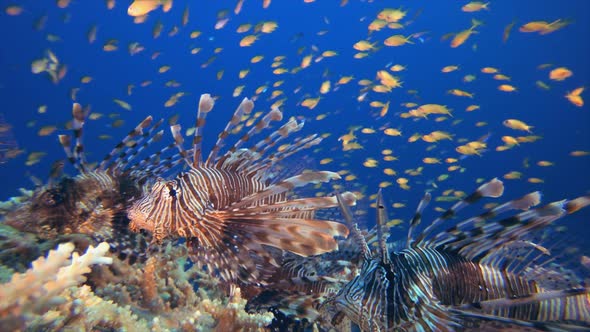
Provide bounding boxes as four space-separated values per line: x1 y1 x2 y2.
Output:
127 93 352 285
323 179 590 331
2 102 178 263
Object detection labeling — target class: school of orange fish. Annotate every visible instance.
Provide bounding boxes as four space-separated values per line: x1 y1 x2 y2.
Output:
3 0 588 224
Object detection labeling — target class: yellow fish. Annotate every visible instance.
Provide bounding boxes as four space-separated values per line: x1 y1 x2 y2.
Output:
503 119 533 132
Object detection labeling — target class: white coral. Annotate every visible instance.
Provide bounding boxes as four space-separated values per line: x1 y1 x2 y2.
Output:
0 242 112 328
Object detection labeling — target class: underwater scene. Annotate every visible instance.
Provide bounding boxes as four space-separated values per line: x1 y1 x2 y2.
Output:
1 0 590 331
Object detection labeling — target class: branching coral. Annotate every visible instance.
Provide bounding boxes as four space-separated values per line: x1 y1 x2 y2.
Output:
0 242 112 330
0 238 274 331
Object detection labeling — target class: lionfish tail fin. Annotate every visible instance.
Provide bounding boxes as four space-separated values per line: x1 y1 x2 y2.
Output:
451 285 590 330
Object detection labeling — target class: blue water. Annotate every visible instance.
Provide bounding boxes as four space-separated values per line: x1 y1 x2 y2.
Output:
1 1 589 240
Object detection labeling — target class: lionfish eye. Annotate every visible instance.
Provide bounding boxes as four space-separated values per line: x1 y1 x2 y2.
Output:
166 181 177 197
41 190 62 207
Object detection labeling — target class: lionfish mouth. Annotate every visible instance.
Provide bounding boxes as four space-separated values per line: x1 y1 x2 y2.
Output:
127 208 154 234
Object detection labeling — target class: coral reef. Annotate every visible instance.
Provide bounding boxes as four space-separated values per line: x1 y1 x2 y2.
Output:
0 233 274 331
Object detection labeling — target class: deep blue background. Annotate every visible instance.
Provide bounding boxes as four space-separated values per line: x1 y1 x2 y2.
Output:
1 1 589 242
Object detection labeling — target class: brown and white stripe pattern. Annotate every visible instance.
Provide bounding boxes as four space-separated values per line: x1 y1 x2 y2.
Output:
128 94 351 284
324 179 590 331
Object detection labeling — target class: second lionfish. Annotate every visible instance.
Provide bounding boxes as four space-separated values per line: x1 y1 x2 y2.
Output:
323 179 590 331
128 94 352 285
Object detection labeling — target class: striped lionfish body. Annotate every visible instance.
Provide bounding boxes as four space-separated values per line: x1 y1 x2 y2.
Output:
128 94 351 285
3 102 176 262
325 179 590 331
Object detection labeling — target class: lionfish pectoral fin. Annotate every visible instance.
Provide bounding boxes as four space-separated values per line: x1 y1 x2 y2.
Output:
448 308 590 332
228 171 342 210
414 178 505 246
224 216 349 256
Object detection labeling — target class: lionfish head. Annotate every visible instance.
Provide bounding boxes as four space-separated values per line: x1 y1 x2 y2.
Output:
128 175 203 242
4 178 73 236
325 257 394 330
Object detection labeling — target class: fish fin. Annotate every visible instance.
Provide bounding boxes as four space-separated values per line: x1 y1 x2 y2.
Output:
336 190 370 259
449 300 590 332
219 214 349 256
246 134 322 180
187 210 348 285
214 107 283 169
191 94 215 166
98 117 163 171
414 178 504 246
169 124 191 167
205 97 253 166
407 192 431 248
60 103 90 173
228 171 342 210
246 290 324 322
433 196 589 263
375 189 390 264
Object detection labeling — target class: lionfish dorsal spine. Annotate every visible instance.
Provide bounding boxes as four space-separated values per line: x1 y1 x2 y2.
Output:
170 124 191 166
58 134 76 169
336 190 371 260
376 189 391 265
192 93 215 167
214 107 283 169
126 138 172 174
252 118 302 155
407 192 431 248
205 97 254 166
71 102 88 172
118 120 165 169
98 116 161 171
247 134 322 179
414 178 504 246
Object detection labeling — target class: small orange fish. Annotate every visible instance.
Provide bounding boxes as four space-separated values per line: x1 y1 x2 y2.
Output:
503 119 533 132
128 0 162 17
451 19 482 48
549 67 573 81
461 2 490 12
565 87 584 107
498 84 517 92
